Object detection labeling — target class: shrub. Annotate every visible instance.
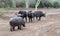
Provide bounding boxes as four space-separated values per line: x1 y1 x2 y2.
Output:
29 0 36 8
53 2 60 8
44 1 52 8
0 3 5 8
0 0 13 8
16 2 26 8
29 3 36 8
38 1 45 8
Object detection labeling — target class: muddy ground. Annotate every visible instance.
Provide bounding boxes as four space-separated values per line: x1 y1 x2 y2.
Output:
0 8 60 36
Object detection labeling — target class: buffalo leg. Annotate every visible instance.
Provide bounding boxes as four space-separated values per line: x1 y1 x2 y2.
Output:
25 17 27 22
39 17 41 21
36 17 38 20
31 18 32 22
22 24 25 27
18 25 20 29
10 26 13 31
18 25 21 30
29 18 30 22
13 26 15 31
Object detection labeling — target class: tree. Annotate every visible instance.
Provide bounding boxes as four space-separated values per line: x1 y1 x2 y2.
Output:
35 0 41 10
12 0 16 8
25 0 29 8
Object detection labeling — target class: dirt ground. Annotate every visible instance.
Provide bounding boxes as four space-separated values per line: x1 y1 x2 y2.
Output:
0 8 60 36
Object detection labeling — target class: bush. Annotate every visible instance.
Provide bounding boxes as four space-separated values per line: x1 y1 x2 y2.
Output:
0 0 13 8
38 1 45 8
0 2 5 8
16 2 26 8
29 3 36 8
44 1 52 8
38 1 53 8
53 2 60 8
29 0 36 8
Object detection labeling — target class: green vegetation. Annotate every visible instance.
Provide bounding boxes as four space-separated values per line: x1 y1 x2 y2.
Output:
44 1 53 8
0 8 6 12
0 0 13 8
0 0 60 8
16 2 26 7
53 1 60 8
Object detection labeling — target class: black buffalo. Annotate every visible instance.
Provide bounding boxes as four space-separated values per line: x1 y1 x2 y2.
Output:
34 11 46 21
27 11 35 22
18 10 27 22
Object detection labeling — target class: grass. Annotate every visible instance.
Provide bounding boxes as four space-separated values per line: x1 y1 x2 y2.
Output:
0 8 6 13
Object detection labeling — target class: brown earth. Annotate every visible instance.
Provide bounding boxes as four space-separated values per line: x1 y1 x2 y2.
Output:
0 8 60 36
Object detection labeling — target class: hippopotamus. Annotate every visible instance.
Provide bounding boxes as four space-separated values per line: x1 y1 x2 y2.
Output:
34 11 46 21
18 10 27 22
9 17 25 31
